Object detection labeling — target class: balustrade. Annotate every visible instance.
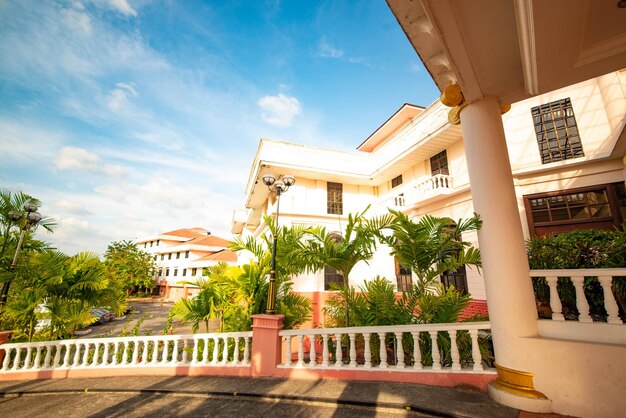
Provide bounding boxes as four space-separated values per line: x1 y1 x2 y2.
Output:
279 322 491 372
0 332 252 373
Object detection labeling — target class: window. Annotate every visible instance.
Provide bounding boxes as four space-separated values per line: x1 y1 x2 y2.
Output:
166 268 170 276
174 268 178 277
182 269 187 277
532 98 584 164
161 254 164 261
324 266 344 290
176 252 180 259
150 241 153 247
391 175 403 188
156 240 160 246
168 253 172 260
185 251 189 259
430 150 449 176
327 182 343 215
441 265 468 295
395 258 412 292
524 183 626 237
191 268 197 276
144 243 147 248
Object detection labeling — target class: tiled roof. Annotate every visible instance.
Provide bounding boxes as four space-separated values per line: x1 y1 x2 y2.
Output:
458 299 489 321
160 228 209 239
195 250 237 262
186 235 232 247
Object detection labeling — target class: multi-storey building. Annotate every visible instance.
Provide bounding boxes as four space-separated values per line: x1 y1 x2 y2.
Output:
232 70 626 326
136 228 237 300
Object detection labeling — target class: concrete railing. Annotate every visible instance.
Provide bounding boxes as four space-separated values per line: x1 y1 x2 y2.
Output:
416 174 453 193
530 268 626 345
279 322 492 372
0 332 251 373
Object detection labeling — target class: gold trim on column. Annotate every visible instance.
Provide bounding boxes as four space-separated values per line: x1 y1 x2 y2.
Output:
492 364 548 399
500 103 512 115
439 83 466 125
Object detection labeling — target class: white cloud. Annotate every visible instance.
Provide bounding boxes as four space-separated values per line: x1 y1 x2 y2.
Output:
55 146 126 178
257 93 302 127
61 8 93 36
107 82 138 111
56 199 92 216
88 0 137 17
318 39 344 59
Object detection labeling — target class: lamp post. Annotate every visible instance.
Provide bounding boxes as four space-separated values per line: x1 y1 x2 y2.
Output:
261 174 295 314
0 202 42 308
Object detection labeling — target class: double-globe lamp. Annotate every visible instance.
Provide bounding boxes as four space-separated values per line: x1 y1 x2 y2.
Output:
261 174 295 314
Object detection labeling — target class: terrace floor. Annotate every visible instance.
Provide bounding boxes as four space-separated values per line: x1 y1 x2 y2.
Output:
0 375 559 418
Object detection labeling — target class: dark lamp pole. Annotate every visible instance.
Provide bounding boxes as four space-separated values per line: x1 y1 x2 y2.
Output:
0 202 43 307
262 174 295 314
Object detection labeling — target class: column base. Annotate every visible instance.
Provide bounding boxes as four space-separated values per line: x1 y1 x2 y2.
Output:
488 363 552 413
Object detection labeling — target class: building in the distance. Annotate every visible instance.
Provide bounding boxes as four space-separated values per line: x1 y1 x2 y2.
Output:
136 228 237 300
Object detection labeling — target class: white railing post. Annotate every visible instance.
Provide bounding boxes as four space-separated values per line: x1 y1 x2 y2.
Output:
284 336 292 367
308 335 316 368
411 331 422 370
449 331 461 371
33 347 43 370
221 337 229 364
349 333 357 368
321 335 329 367
599 276 622 324
201 338 209 364
395 332 405 369
296 335 304 367
243 336 251 365
545 276 564 321
335 333 343 367
378 332 387 369
571 276 592 322
363 333 372 368
211 337 218 364
469 329 483 371
429 331 441 370
233 337 240 365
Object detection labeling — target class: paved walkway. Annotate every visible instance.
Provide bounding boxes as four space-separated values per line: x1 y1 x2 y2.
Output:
0 375 520 417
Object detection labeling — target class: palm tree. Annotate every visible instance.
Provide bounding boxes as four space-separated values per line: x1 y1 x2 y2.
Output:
375 210 483 292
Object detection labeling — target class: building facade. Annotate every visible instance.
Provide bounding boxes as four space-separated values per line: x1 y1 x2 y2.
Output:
232 70 626 326
136 228 237 300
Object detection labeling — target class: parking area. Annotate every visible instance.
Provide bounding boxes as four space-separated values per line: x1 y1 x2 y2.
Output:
78 300 195 339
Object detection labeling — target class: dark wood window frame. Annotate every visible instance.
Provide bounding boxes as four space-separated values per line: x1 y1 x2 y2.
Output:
327 182 343 215
531 98 584 164
394 257 412 292
391 175 403 189
524 183 626 237
440 265 468 295
430 150 449 176
324 266 344 290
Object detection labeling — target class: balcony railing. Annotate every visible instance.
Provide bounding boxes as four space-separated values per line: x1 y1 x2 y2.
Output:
529 268 626 345
1 332 252 373
279 322 493 372
416 174 453 193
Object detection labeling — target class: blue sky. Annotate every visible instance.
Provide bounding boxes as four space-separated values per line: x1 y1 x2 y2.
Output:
0 0 439 255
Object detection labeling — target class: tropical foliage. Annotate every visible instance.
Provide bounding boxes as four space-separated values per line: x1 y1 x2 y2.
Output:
104 240 156 294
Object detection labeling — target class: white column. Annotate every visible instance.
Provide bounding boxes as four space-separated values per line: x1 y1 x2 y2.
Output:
459 97 539 368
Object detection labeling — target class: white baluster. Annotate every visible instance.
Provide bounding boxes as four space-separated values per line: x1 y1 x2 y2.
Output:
33 347 43 370
449 331 461 371
233 337 240 365
335 334 343 367
297 335 304 367
62 344 71 367
52 345 62 368
363 333 372 369
12 348 22 371
201 338 209 364
122 342 131 365
411 332 422 370
243 337 250 365
172 340 179 364
429 331 441 370
81 343 90 366
93 343 101 366
72 343 81 366
321 334 329 367
599 276 622 324
181 339 189 364
571 276 592 322
546 276 564 320
151 339 160 364
284 336 292 367
103 342 110 366
161 341 170 364
43 345 52 369
348 334 357 368
2 347 12 370
395 332 405 369
24 347 33 370
211 338 219 364
191 338 199 364
470 329 483 371
222 337 229 364
378 333 387 369
308 335 316 367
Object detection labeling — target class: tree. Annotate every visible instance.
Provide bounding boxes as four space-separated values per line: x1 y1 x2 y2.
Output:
104 240 156 294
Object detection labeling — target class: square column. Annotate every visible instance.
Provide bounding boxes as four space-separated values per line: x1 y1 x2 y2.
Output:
251 314 284 377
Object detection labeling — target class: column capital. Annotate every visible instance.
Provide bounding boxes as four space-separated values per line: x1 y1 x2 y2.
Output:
440 84 511 125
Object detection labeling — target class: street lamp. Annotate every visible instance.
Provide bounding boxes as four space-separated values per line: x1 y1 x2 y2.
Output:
0 202 42 307
262 174 295 314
